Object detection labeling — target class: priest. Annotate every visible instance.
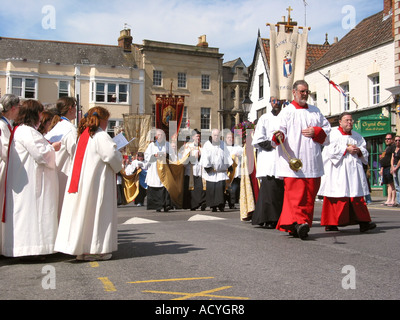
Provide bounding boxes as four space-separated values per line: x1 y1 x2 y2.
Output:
318 112 376 233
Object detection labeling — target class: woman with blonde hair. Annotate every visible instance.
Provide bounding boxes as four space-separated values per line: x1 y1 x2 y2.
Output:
55 106 123 261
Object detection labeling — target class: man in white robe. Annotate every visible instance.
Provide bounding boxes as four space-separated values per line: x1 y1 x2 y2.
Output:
273 80 331 239
251 97 284 228
200 129 233 212
144 129 172 212
55 122 123 260
318 112 376 232
2 121 59 258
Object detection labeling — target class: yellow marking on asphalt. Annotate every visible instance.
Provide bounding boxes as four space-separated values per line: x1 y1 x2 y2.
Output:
89 262 99 268
143 286 250 300
128 277 214 284
98 277 116 292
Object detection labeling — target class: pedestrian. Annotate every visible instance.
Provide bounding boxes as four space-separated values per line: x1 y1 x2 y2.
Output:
225 131 243 209
200 128 233 212
144 129 172 212
318 112 376 233
45 97 78 219
379 133 396 206
251 97 284 229
273 80 331 239
2 99 60 259
181 129 206 211
0 94 20 256
54 107 123 261
391 135 400 206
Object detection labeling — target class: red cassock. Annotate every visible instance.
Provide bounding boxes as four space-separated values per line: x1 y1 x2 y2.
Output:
321 197 371 226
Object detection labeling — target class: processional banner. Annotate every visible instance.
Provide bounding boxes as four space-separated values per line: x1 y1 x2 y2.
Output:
122 114 153 154
155 94 185 140
269 25 308 101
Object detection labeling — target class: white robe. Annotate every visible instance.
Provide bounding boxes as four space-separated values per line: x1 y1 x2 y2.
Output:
227 145 243 178
2 125 58 257
54 128 122 256
45 120 77 218
252 111 281 178
274 103 331 178
200 140 233 182
144 141 170 188
318 127 369 198
0 117 12 255
181 142 203 177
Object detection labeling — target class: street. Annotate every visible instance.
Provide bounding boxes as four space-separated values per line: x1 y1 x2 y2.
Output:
1 198 399 304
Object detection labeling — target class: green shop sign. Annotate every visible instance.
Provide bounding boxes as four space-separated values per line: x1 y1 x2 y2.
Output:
352 114 390 137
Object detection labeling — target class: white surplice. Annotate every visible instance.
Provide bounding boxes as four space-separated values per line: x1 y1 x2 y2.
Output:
318 127 369 198
200 140 233 182
252 111 281 178
45 120 77 218
274 103 331 178
2 125 59 257
144 141 170 187
54 128 122 256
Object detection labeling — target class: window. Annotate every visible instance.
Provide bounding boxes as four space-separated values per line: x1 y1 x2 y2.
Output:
153 70 162 86
371 75 380 105
342 83 350 111
11 77 36 98
93 82 129 104
180 106 188 129
259 74 264 99
200 107 211 130
257 108 266 119
201 75 210 90
107 119 123 138
178 73 187 88
59 81 69 98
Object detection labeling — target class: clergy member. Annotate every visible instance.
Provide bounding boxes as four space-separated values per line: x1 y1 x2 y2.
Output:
2 99 60 258
45 97 78 219
318 112 376 233
200 128 233 212
273 80 331 240
144 129 172 212
251 97 284 229
55 107 123 261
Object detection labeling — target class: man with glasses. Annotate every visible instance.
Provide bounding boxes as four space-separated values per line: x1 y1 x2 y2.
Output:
318 112 376 233
379 133 396 206
273 80 331 240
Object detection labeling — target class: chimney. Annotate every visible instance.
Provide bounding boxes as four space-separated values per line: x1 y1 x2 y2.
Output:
383 0 393 16
118 28 133 52
197 35 209 48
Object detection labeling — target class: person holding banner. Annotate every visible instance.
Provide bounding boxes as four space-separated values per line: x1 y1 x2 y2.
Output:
200 128 233 212
144 129 172 212
55 107 123 261
251 97 284 229
273 80 331 240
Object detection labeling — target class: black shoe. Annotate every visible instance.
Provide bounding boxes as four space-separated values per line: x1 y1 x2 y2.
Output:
218 205 224 212
325 226 339 231
359 222 376 232
201 204 206 211
212 207 217 212
296 223 310 240
265 222 277 229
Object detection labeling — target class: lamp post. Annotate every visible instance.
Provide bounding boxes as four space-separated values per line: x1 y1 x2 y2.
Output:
241 95 253 121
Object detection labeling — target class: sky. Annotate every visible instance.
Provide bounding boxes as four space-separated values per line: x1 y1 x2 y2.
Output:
0 0 384 66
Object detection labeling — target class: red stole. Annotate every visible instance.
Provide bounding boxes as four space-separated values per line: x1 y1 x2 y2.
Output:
2 125 19 223
68 127 90 193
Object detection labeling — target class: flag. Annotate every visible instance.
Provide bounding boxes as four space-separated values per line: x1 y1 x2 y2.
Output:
155 94 185 141
319 72 346 97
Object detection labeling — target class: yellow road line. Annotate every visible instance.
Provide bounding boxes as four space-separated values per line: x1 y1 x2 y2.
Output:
98 277 117 292
89 262 99 268
128 277 214 284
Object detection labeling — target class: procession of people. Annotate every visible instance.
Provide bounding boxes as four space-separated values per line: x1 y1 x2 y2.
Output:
0 80 383 261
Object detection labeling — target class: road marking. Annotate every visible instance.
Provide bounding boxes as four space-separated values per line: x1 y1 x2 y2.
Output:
128 277 214 284
123 217 159 225
89 262 99 268
143 286 250 300
98 277 117 292
188 214 226 221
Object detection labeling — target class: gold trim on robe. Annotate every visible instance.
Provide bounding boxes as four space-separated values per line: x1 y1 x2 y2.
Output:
239 144 255 221
120 169 141 204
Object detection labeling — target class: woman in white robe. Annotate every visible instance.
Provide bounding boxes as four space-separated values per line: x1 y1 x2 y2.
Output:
55 107 123 261
2 99 59 258
45 97 77 219
0 94 20 256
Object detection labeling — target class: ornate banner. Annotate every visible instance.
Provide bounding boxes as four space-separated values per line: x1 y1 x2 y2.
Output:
155 94 185 140
269 25 308 101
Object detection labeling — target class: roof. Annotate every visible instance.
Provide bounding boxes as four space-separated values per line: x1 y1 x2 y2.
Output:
261 38 331 72
0 37 138 68
306 10 393 73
